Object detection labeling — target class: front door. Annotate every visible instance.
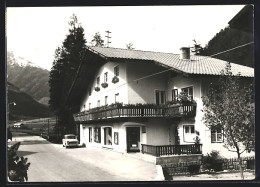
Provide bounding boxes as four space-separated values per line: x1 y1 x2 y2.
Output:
126 127 140 152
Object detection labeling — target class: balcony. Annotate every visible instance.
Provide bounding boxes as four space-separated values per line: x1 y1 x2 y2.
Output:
141 144 202 157
73 103 196 123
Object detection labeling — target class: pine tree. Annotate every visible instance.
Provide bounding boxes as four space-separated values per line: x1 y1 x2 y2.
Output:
49 14 87 137
90 32 104 47
202 27 253 67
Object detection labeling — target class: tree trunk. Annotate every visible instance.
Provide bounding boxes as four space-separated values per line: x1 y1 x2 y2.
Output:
238 153 244 180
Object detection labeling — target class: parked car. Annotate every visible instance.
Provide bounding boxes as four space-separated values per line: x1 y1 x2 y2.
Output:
62 134 79 148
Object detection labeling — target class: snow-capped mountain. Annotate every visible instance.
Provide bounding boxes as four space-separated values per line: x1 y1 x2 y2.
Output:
8 51 42 69
7 51 50 106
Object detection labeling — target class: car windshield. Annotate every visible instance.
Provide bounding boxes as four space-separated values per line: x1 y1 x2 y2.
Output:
66 135 76 139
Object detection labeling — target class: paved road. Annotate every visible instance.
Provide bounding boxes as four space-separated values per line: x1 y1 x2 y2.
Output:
9 132 159 182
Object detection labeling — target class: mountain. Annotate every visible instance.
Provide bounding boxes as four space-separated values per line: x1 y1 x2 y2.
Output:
7 51 50 105
7 82 54 121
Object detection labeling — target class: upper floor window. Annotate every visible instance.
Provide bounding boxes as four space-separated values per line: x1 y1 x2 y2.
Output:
97 76 100 86
105 96 108 105
155 90 166 105
97 100 100 107
211 127 224 143
114 65 119 76
104 72 108 83
181 86 193 101
115 93 119 103
172 89 178 101
89 103 91 110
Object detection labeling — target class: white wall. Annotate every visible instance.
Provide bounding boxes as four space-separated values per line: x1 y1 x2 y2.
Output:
145 119 171 145
80 61 128 111
126 61 168 104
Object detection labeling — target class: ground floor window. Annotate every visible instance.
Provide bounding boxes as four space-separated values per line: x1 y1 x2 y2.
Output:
83 127 86 137
114 132 119 145
183 125 195 142
89 127 92 142
211 127 223 143
104 127 112 145
94 127 101 143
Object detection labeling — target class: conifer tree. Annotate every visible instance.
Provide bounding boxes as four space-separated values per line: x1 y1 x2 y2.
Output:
49 14 87 136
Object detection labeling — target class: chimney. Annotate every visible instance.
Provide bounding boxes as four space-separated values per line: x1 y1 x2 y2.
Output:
179 47 190 60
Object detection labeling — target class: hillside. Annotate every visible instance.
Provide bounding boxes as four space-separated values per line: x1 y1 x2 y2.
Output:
7 82 54 121
7 51 50 105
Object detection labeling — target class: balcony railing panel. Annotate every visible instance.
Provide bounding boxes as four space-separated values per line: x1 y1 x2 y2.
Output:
73 104 196 122
141 144 202 157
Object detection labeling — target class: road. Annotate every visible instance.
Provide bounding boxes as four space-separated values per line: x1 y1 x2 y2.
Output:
9 132 159 182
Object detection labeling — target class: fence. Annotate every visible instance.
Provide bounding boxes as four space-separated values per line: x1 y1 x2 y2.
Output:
74 104 196 122
141 144 202 157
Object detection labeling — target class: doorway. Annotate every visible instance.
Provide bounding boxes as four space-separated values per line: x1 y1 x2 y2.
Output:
126 127 140 152
104 127 112 145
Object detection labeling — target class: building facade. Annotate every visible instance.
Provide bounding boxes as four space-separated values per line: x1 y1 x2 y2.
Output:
69 46 254 158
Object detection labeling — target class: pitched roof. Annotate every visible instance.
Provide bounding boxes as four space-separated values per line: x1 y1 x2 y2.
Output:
89 46 254 77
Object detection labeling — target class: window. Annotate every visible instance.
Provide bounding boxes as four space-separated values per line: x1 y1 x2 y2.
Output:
83 104 86 111
181 86 193 101
104 72 108 83
97 100 100 107
97 76 100 86
211 127 223 143
115 93 119 103
155 90 166 105
83 127 86 137
172 89 178 101
183 125 195 142
89 103 91 110
94 127 101 143
114 132 119 145
114 65 119 76
142 126 146 133
89 127 92 142
105 96 108 105
88 88 91 96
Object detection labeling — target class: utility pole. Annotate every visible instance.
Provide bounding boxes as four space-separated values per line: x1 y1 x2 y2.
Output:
105 31 111 48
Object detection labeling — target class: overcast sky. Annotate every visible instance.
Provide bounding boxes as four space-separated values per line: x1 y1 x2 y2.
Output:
7 5 245 70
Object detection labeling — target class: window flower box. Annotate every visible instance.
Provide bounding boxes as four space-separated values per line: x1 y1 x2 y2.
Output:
94 86 100 92
101 82 108 88
112 76 119 83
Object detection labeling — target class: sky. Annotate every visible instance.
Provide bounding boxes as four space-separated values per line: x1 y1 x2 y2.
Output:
6 5 245 70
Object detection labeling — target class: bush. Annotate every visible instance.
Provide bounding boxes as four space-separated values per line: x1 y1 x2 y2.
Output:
8 142 30 181
188 164 201 175
202 151 224 172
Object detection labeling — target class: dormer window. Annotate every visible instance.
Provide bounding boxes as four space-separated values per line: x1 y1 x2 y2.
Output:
114 65 119 77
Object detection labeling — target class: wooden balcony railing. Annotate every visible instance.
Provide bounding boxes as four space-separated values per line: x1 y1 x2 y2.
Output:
74 104 196 122
141 144 202 157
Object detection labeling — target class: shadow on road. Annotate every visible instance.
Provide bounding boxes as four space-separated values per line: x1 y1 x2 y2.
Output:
21 140 51 145
17 150 38 157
